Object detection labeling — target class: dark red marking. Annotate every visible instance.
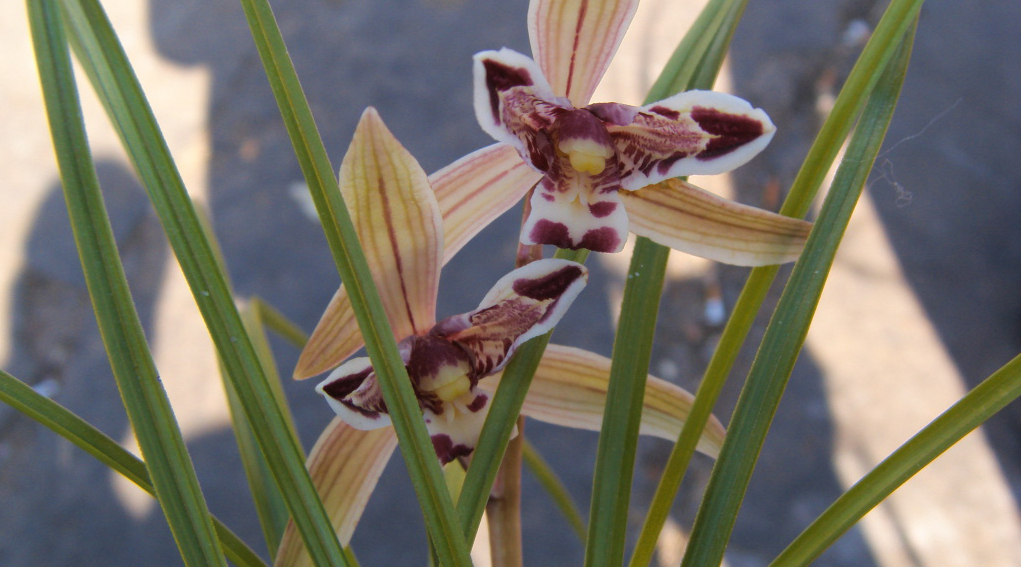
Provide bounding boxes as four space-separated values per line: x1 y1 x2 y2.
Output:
655 152 688 175
512 263 585 301
649 105 680 120
691 106 764 160
588 201 618 218
466 394 488 413
483 59 534 124
577 227 620 253
431 434 474 465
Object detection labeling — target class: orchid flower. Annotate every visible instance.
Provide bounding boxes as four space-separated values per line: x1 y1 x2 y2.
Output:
280 107 727 566
473 0 799 253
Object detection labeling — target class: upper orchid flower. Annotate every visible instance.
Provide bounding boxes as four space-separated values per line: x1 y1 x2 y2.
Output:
473 0 783 253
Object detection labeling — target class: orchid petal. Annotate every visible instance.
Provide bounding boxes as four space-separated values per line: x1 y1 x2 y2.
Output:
294 109 443 380
433 258 588 377
479 344 726 458
473 48 563 170
274 419 397 567
295 144 540 381
528 0 639 106
316 357 393 430
623 178 812 266
605 90 776 191
422 392 492 465
432 143 542 264
340 108 442 337
521 173 629 253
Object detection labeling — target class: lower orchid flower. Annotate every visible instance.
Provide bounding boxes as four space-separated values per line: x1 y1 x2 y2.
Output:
316 257 587 465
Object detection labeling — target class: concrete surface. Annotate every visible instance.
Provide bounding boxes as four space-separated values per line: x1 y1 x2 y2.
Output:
1 0 1020 565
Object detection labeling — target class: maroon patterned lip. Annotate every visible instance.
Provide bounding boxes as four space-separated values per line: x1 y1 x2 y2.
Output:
404 335 471 386
431 434 474 465
512 263 585 301
483 59 534 124
586 102 640 126
691 106 765 160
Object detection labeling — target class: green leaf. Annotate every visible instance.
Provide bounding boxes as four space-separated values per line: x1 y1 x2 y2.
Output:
770 352 1021 566
28 2 226 564
681 13 919 567
585 2 747 564
56 0 350 562
233 1 471 563
0 370 267 567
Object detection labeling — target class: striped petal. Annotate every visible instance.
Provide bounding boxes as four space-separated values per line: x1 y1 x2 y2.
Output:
623 178 812 266
432 143 541 264
479 344 726 457
604 90 776 191
274 420 397 567
528 0 639 106
341 108 442 339
432 259 588 377
294 108 442 379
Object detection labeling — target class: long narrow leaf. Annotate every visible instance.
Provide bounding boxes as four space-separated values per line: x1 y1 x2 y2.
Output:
0 370 267 567
585 2 746 564
681 16 918 566
771 352 1021 566
233 1 472 563
29 2 226 564
56 0 349 563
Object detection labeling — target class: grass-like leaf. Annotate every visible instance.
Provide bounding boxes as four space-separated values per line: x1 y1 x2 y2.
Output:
584 2 746 564
233 1 472 563
56 0 351 562
771 352 1021 566
0 370 267 567
681 13 919 566
28 2 226 564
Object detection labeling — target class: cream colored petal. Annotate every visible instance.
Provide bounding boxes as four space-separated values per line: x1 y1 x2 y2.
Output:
341 108 442 340
623 178 812 266
432 143 541 264
295 143 538 380
478 344 726 458
274 419 397 567
528 0 639 105
294 109 443 380
294 286 360 380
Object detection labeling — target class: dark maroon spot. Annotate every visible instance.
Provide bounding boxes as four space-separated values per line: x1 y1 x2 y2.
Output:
529 219 574 249
466 394 488 413
585 102 640 126
649 105 681 120
527 132 553 171
321 367 374 401
405 336 470 385
512 264 585 301
431 434 474 465
691 106 764 160
655 152 688 175
483 59 534 125
578 227 621 253
588 201 618 218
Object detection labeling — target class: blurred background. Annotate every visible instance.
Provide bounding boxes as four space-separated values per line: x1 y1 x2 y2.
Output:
1 0 1019 565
